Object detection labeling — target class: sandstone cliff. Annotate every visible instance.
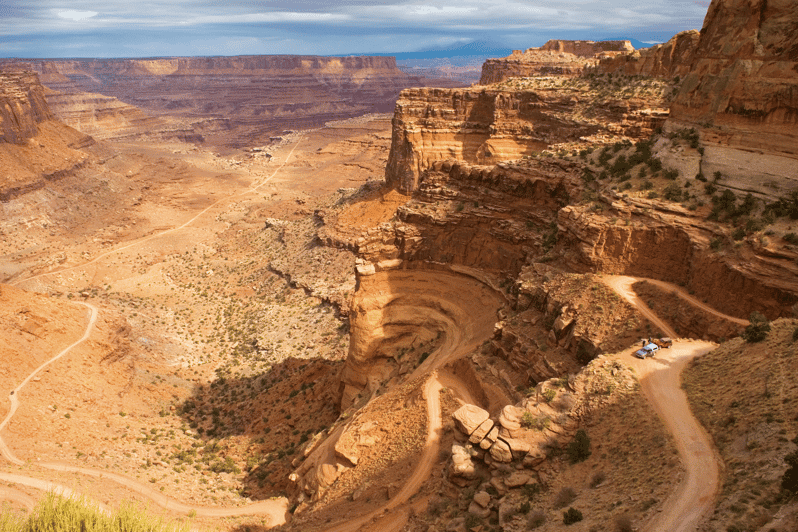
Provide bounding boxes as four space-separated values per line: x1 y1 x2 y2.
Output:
666 0 798 190
598 30 700 79
0 70 53 144
0 69 94 201
386 78 673 193
480 40 634 85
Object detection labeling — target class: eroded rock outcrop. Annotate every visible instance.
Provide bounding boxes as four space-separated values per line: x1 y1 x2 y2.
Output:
386 84 672 193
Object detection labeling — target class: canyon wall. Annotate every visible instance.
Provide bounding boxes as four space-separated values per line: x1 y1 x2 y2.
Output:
480 40 635 84
0 69 94 201
666 0 798 189
598 30 700 79
0 70 53 144
386 84 670 193
25 56 459 147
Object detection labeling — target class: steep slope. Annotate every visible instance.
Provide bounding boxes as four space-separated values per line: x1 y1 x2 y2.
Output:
667 0 798 192
598 30 701 79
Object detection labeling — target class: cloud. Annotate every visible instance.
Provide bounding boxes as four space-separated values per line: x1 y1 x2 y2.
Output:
57 10 99 21
0 1 710 58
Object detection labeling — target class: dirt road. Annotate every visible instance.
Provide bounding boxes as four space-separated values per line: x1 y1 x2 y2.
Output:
626 341 721 532
604 274 722 532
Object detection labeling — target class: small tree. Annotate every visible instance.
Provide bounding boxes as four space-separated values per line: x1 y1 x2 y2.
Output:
742 312 771 343
567 429 591 463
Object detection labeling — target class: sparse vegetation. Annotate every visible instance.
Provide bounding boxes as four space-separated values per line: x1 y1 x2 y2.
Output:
567 429 591 463
742 312 771 343
562 507 584 525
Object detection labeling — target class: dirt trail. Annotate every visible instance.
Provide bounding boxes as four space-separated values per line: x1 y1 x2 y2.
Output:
635 277 749 325
0 302 98 466
604 274 722 532
602 275 678 338
11 139 302 290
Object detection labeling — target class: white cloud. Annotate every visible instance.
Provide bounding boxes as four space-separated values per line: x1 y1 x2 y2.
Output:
57 10 99 21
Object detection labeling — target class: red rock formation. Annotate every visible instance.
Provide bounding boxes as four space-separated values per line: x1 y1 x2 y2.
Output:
0 70 53 144
386 84 671 193
598 30 700 79
666 0 798 188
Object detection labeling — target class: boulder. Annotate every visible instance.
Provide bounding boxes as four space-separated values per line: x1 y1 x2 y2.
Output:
451 443 477 478
468 501 491 519
453 404 490 436
473 490 491 508
469 419 494 444
498 405 524 432
489 439 513 463
505 471 531 488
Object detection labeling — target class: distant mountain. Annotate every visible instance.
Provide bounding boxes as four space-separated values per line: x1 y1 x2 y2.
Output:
369 41 513 60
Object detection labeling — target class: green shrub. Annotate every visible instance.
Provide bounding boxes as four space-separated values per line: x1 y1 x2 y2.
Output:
742 312 771 343
732 227 746 241
563 507 583 525
663 168 679 180
567 429 591 463
641 179 653 191
664 183 684 202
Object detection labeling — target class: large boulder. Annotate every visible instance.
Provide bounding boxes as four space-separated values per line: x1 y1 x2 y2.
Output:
453 404 490 436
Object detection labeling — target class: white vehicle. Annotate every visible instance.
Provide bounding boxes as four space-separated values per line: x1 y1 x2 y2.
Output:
634 342 660 359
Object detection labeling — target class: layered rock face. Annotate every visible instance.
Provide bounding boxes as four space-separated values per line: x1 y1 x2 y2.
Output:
386 82 672 193
0 69 93 201
598 30 700 79
480 40 634 84
0 70 53 144
28 56 455 147
667 0 798 186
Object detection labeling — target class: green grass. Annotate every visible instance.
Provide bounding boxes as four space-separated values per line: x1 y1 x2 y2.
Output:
0 493 191 532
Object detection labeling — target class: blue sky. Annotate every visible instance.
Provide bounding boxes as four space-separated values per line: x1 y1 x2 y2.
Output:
0 1 710 58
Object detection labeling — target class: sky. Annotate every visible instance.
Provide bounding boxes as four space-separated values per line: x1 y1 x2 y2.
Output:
0 1 711 58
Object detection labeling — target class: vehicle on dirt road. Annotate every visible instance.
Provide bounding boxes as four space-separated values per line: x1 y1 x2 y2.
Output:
653 337 673 348
634 343 660 359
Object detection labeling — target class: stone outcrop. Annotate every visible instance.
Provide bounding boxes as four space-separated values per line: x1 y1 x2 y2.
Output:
0 70 53 144
449 357 636 473
598 30 701 79
23 56 460 148
386 81 672 193
666 0 798 189
480 40 635 85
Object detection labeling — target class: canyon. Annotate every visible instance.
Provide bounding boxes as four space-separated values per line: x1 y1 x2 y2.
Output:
2 0 798 531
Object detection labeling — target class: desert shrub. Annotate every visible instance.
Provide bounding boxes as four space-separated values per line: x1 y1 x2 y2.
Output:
611 155 631 176
784 233 798 245
695 172 707 182
647 191 659 199
615 514 634 532
782 450 798 493
647 157 663 172
640 179 653 191
663 183 684 202
710 237 723 251
590 471 606 488
732 227 746 241
792 327 798 343
464 513 482 529
527 511 546 528
663 168 679 180
11 493 189 532
542 389 556 403
598 148 612 166
563 507 584 525
554 487 577 508
567 429 592 463
742 312 771 343
704 182 718 195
